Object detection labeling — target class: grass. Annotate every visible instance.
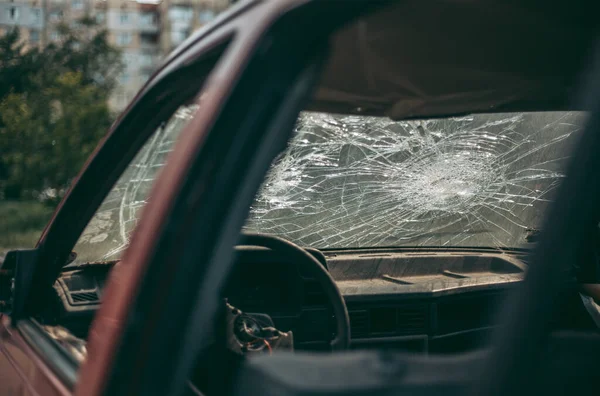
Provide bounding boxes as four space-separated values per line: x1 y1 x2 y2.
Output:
0 200 55 257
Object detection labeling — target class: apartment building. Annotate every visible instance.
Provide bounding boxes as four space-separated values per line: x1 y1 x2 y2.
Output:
0 0 230 111
103 0 161 109
0 0 45 49
0 0 98 48
159 0 229 55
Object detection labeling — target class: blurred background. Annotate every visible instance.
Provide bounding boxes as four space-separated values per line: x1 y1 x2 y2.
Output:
0 0 236 258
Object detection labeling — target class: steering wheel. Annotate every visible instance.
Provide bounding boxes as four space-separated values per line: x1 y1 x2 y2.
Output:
240 232 350 351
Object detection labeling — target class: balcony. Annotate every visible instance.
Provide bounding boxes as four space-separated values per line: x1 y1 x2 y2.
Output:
138 13 159 34
139 32 160 50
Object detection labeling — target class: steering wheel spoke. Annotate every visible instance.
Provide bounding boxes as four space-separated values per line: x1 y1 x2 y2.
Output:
240 233 350 351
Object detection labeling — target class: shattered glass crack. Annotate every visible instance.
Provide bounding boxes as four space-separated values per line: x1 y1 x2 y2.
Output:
73 104 198 264
72 109 586 265
244 111 586 249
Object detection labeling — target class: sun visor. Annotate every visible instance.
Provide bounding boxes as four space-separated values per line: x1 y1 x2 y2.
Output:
309 1 596 119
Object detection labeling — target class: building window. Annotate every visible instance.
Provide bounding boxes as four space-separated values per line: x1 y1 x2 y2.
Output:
168 6 192 22
95 11 105 23
31 8 42 24
198 9 215 24
71 0 83 10
119 12 129 25
9 7 19 21
50 31 60 41
49 10 62 22
116 32 132 46
29 30 40 43
140 53 153 67
170 30 187 46
140 13 156 26
122 52 135 64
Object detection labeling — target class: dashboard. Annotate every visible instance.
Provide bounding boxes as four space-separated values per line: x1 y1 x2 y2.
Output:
49 247 539 355
332 249 525 354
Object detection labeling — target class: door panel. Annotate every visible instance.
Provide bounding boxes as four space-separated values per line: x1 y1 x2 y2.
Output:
0 316 70 396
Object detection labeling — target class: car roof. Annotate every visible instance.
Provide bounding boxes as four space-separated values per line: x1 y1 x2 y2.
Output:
309 1 599 119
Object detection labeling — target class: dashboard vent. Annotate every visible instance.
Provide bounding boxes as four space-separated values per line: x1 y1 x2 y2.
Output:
70 291 100 304
348 304 428 339
349 310 369 338
436 294 501 334
397 305 428 335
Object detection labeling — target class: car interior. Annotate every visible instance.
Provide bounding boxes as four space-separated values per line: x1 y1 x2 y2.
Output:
21 1 600 395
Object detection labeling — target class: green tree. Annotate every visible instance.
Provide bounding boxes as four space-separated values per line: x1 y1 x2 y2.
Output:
0 72 112 200
0 20 122 201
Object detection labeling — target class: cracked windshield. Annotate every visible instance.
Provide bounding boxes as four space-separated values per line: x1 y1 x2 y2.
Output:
72 110 585 265
246 112 586 249
0 0 232 262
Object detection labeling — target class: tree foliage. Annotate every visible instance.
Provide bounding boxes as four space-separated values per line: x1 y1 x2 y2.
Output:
0 21 122 201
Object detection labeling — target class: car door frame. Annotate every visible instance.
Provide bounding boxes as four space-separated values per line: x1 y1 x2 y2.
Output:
74 0 386 395
0 4 253 395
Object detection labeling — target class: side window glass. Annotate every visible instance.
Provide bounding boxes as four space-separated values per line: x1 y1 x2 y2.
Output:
72 104 199 265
